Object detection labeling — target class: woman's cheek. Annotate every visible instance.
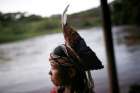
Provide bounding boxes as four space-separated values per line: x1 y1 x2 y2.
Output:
51 69 61 86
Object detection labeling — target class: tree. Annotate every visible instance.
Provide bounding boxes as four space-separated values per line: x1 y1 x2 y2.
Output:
112 0 140 25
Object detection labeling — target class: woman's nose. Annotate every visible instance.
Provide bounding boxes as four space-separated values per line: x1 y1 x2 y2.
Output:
49 70 52 75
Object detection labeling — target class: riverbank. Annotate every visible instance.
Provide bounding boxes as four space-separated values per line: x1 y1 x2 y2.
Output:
0 6 101 44
0 26 140 93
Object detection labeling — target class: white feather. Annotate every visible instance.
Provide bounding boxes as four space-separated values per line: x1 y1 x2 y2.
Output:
62 4 70 27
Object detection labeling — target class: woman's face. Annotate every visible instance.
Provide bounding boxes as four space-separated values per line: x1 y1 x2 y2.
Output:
49 60 61 86
49 56 75 86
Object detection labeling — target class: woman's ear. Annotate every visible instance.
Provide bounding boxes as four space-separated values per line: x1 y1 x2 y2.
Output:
68 68 76 78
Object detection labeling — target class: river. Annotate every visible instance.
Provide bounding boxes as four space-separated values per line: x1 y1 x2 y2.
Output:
0 26 140 93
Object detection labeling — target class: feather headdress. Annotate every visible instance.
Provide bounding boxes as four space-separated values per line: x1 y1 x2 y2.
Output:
61 5 104 71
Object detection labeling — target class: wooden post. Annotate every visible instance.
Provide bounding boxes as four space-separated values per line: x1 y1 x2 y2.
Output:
100 0 120 93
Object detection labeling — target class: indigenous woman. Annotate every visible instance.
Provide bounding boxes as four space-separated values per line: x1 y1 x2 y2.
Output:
49 5 104 93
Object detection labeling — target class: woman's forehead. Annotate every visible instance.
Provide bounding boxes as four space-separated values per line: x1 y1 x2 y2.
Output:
50 60 59 68
49 56 74 68
49 58 68 65
50 53 69 62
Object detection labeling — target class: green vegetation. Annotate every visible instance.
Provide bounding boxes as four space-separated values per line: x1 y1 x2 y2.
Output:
0 8 102 43
67 7 102 29
0 0 140 43
0 13 61 43
111 0 140 25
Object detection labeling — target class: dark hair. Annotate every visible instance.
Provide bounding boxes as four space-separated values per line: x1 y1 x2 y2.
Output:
58 65 94 93
50 44 95 93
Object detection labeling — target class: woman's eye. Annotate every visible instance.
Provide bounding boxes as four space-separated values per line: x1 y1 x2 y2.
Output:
51 65 58 70
49 71 52 75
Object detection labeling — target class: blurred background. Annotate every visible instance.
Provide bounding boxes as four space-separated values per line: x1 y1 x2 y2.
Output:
0 0 140 93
